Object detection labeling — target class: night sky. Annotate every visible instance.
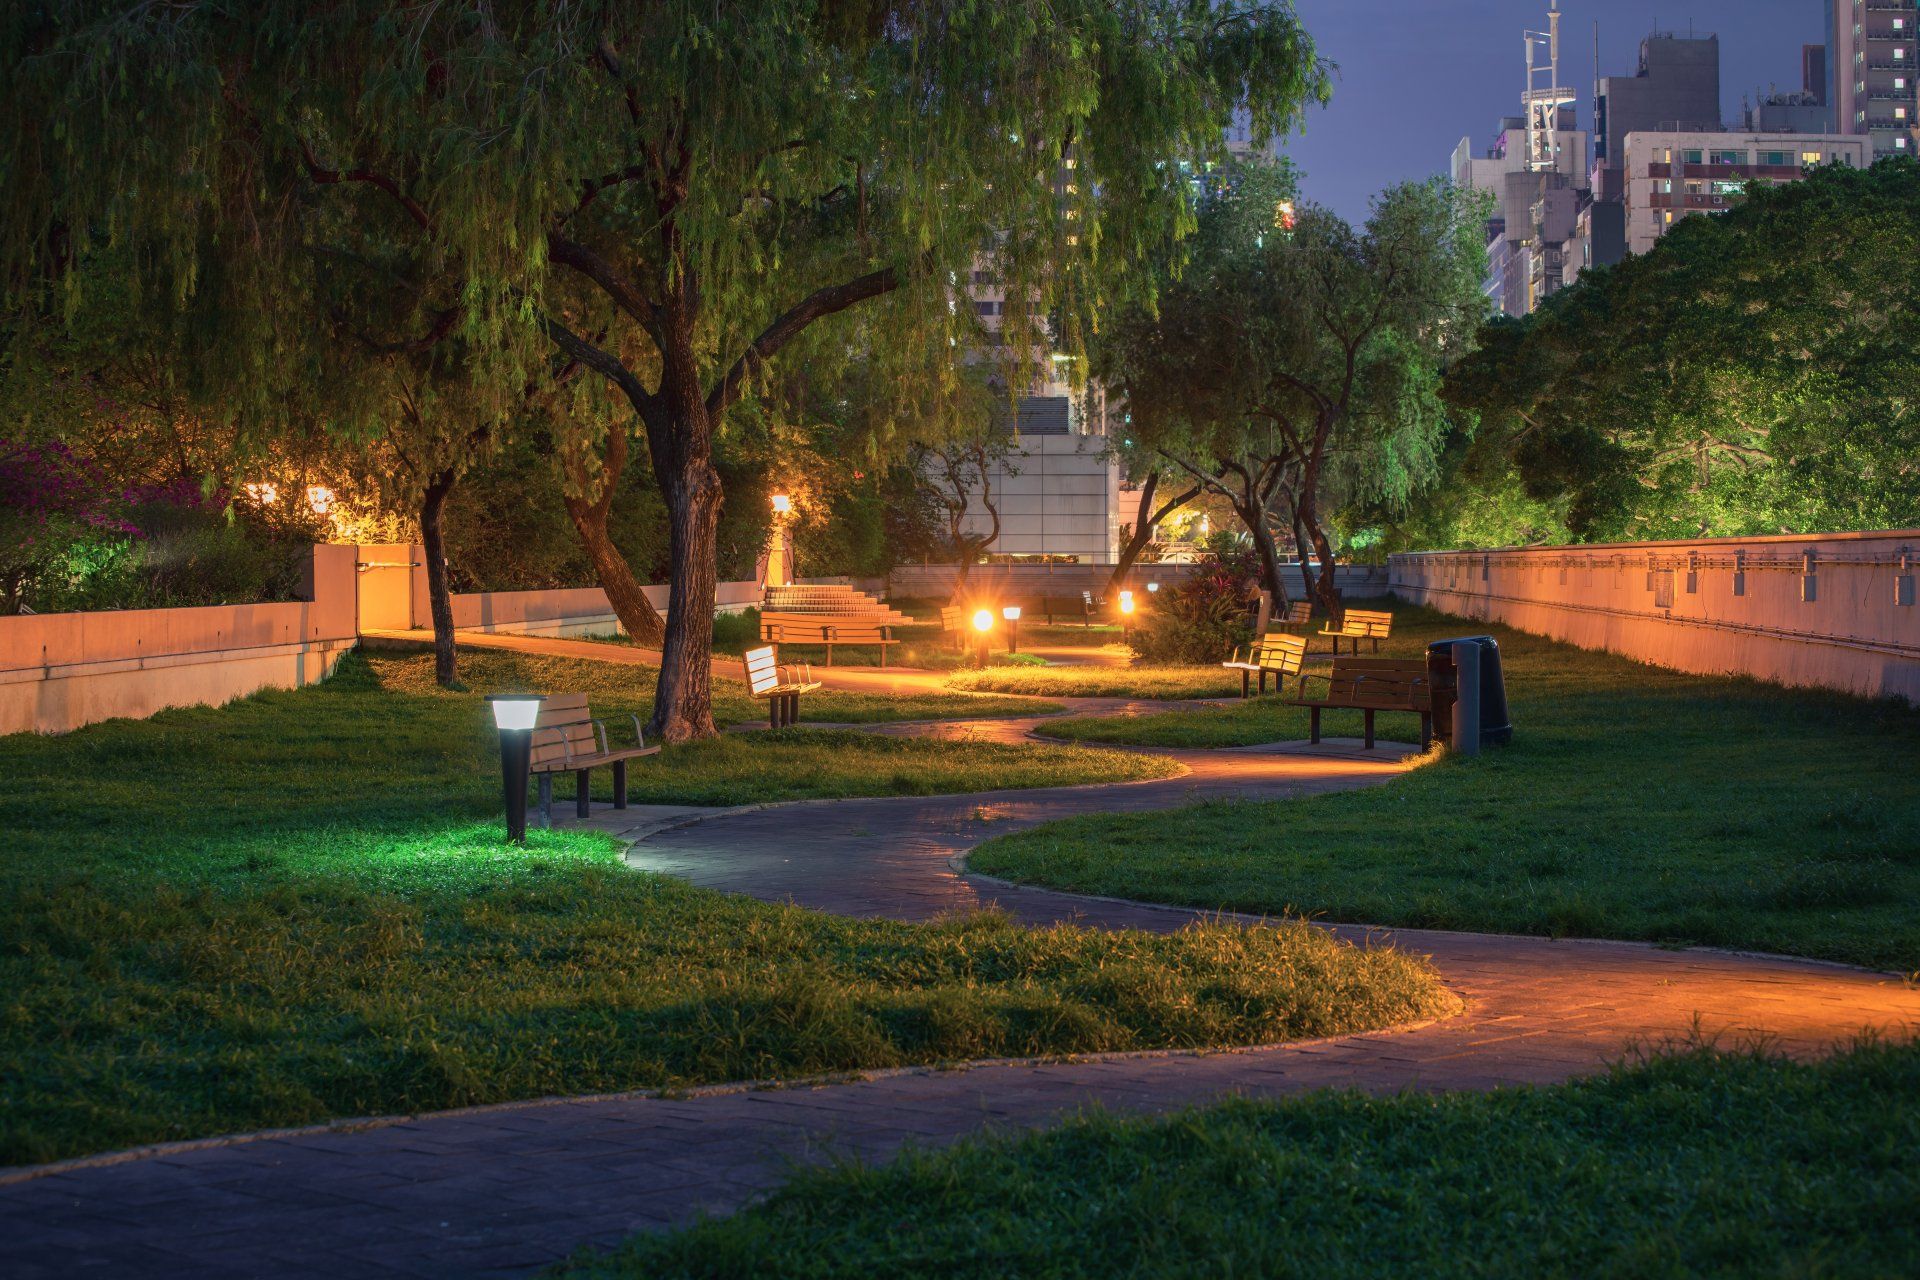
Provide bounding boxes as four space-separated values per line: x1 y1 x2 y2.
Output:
1279 0 1830 224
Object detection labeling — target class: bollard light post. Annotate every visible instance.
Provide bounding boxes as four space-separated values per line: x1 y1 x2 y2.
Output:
1002 604 1022 654
972 608 995 668
486 694 547 843
1118 590 1135 647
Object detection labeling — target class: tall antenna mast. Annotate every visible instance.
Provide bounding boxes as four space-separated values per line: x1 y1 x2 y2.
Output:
1523 0 1574 172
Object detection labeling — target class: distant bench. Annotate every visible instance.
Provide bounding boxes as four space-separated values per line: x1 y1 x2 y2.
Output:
1286 656 1432 750
760 612 898 666
530 694 660 823
1320 607 1392 655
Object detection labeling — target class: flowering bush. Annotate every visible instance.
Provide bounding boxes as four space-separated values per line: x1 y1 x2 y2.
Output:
1128 549 1258 666
0 440 138 614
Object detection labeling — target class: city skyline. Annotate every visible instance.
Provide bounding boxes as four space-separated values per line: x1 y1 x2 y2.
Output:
1281 0 1827 222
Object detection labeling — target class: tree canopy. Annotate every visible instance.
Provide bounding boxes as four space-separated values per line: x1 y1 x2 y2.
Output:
5 0 1332 737
1439 158 1920 543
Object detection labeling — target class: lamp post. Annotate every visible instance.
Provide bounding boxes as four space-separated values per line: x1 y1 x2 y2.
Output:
766 493 794 588
1146 581 1160 596
487 694 545 844
1118 590 1135 647
1002 604 1022 654
972 608 995 668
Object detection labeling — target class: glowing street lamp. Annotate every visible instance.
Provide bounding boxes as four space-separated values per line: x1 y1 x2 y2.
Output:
486 694 546 844
770 493 793 515
972 608 995 667
766 494 794 587
1118 590 1136 646
1146 581 1160 595
1002 604 1022 654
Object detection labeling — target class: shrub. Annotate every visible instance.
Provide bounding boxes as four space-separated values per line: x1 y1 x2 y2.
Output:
1129 552 1255 666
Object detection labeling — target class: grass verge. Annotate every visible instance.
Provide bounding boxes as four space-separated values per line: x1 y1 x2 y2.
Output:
3 652 1452 1166
946 664 1243 699
563 1036 1920 1278
973 603 1920 969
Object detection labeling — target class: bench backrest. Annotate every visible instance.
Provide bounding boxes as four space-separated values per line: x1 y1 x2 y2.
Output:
1334 608 1393 638
1277 601 1311 625
1326 657 1429 708
532 694 598 767
1082 590 1094 606
1255 632 1308 676
762 613 894 643
743 645 782 696
940 605 966 632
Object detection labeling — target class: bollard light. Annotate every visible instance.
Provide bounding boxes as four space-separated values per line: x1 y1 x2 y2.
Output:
1002 605 1022 654
1146 581 1159 594
770 493 793 515
1118 590 1135 614
1118 590 1136 647
487 694 546 843
972 608 994 667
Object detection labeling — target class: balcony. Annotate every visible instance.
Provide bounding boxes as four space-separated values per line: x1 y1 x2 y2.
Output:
1646 192 1738 211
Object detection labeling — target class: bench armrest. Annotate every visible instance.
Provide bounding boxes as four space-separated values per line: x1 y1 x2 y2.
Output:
1296 670 1333 695
591 719 611 757
629 713 647 750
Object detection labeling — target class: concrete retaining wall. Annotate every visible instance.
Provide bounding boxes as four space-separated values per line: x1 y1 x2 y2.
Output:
887 561 1389 602
0 541 765 735
1390 530 1920 704
0 545 361 736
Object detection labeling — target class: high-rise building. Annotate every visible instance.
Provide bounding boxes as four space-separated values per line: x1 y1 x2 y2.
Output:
1805 43 1829 104
1593 33 1722 201
1826 0 1920 157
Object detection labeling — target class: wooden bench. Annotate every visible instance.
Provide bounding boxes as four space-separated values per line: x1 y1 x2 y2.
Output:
1220 633 1309 698
760 612 898 666
1270 600 1312 629
530 694 661 823
1319 607 1392 655
744 644 821 728
1286 657 1432 750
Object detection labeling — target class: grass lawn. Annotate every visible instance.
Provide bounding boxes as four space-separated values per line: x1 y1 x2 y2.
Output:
946 664 1244 699
972 603 1920 970
566 1037 1920 1278
0 651 1461 1165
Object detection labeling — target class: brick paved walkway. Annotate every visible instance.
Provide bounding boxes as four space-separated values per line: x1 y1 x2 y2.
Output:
5 688 1917 1278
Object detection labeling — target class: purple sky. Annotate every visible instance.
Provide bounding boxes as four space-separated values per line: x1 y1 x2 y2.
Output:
1279 0 1829 223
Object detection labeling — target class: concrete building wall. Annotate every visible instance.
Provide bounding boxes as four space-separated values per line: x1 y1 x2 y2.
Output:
1390 530 1920 704
1829 0 1919 157
953 431 1123 564
1622 129 1870 255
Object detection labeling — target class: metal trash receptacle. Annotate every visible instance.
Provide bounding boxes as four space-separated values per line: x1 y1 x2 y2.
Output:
1426 635 1512 747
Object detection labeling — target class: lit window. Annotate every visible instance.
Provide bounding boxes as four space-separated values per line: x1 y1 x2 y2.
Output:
1898 77 1909 88
1900 107 1910 120
1900 136 1912 149
1802 150 1823 164
1898 48 1908 60
1896 17 1906 29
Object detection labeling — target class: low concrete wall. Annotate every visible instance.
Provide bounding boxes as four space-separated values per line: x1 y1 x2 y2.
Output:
888 561 1389 602
0 545 361 736
1390 530 1920 704
0 540 765 735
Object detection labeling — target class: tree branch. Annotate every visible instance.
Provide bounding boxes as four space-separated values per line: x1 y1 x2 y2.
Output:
299 139 431 230
546 230 664 348
705 265 900 417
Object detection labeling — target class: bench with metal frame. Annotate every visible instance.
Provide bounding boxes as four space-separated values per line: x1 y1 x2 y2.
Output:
744 644 822 728
1220 632 1310 698
529 694 661 823
1319 607 1393 655
1285 656 1432 750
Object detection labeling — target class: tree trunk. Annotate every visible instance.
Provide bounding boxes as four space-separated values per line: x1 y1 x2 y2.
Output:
1241 505 1291 611
1105 471 1186 597
1295 480 1342 622
1290 508 1317 604
420 469 461 688
650 452 723 743
564 496 667 648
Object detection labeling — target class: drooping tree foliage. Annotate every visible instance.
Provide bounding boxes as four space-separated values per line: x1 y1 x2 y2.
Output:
3 0 1330 739
1438 159 1920 543
1098 166 1486 614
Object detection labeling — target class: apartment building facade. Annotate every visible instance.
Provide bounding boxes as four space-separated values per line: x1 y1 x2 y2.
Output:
1621 129 1870 254
1827 0 1920 157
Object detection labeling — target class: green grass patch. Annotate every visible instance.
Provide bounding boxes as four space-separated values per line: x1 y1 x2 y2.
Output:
0 652 1459 1166
973 602 1920 969
566 1036 1920 1278
946 664 1243 700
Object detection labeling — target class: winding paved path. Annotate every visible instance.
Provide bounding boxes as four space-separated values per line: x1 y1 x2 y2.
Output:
5 643 1918 1279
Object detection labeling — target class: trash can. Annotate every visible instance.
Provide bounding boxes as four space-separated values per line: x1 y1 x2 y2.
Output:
1426 636 1513 748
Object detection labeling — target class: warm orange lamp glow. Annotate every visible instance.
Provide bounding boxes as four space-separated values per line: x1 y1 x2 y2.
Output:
972 609 994 632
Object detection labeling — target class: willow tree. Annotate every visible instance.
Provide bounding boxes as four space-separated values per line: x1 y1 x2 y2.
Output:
3 0 1329 740
1101 168 1485 616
